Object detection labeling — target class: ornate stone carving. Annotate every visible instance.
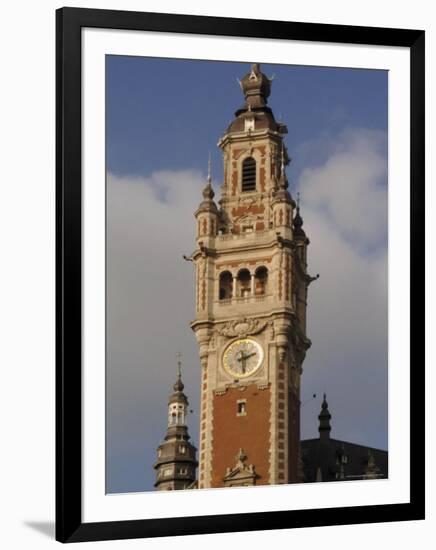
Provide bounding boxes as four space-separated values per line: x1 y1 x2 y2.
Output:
223 448 258 487
217 317 268 338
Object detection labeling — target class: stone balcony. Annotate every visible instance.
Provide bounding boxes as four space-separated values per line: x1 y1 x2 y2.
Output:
214 293 273 318
217 294 270 305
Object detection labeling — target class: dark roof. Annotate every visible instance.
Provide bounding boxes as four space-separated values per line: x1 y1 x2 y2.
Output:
301 437 388 482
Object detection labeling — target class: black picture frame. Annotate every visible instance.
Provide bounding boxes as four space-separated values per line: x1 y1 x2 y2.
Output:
56 7 425 543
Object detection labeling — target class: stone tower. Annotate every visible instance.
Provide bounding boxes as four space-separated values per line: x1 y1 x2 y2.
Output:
154 358 198 490
190 64 316 488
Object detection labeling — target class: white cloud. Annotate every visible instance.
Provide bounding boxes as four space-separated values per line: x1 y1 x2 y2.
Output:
297 128 388 446
299 128 387 252
106 169 205 491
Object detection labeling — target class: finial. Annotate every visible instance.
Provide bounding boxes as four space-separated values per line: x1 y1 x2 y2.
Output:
207 152 212 184
200 153 215 201
293 192 305 236
176 352 182 377
173 352 184 392
236 448 247 464
281 141 285 172
239 63 271 108
200 154 215 203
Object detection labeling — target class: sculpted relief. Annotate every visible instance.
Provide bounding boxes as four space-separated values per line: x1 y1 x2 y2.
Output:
217 317 268 338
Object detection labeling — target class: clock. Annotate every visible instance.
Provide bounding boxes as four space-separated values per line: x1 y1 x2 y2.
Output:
222 338 264 378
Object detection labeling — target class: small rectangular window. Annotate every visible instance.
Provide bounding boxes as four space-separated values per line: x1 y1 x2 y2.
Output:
179 445 186 454
237 400 247 416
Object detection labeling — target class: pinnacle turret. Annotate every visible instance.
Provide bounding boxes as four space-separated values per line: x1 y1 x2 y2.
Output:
293 193 306 238
154 354 198 490
318 393 332 440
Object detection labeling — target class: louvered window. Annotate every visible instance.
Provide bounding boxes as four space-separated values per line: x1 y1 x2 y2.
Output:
241 157 256 192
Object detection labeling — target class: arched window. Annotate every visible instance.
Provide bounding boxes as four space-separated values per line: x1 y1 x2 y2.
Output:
254 266 268 295
219 271 233 300
237 269 251 298
241 157 256 192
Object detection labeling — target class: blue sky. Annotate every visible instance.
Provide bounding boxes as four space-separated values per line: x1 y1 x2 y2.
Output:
106 56 388 493
107 57 387 183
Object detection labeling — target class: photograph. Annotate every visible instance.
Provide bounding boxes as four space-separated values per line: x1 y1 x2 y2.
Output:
105 58 389 493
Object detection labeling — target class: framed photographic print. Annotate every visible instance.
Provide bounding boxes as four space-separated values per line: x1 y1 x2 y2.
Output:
56 7 425 543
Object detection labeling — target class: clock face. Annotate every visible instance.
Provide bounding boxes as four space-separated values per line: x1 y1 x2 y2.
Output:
222 338 264 378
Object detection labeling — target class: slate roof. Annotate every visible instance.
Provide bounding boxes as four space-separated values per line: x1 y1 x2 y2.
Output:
301 437 388 482
300 394 388 483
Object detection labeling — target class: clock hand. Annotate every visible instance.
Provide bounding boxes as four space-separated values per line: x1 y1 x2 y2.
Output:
236 350 248 373
240 354 247 373
236 351 245 362
237 351 256 361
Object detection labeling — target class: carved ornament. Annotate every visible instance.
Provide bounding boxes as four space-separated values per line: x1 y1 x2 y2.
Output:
217 317 268 338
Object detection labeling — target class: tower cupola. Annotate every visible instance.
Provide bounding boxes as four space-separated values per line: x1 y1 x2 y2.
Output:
240 63 272 110
154 355 198 490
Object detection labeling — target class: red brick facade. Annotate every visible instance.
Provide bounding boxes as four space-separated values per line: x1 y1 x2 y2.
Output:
288 390 300 482
210 384 271 487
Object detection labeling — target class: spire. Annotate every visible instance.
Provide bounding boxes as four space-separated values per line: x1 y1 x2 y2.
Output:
202 155 214 200
173 352 184 392
207 151 212 185
272 141 293 204
196 155 218 214
318 393 332 440
293 192 306 238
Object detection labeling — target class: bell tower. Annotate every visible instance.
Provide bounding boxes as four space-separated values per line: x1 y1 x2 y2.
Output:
191 64 315 488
